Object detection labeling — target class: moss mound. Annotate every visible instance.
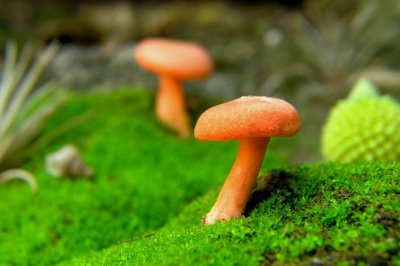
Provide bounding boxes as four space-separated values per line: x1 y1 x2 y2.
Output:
66 162 400 266
0 89 286 265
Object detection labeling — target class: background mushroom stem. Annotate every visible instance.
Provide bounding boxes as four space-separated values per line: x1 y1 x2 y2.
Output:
156 76 190 137
203 137 269 225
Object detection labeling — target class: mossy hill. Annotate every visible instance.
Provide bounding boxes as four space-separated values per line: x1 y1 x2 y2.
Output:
66 162 400 266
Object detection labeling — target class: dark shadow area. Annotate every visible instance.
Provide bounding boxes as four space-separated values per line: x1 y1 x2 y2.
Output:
244 171 295 216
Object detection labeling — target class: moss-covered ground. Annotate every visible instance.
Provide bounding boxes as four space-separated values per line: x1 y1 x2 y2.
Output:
65 162 400 266
1 89 399 266
0 88 285 265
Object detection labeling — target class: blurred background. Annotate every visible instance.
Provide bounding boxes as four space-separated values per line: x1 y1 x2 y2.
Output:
1 0 400 162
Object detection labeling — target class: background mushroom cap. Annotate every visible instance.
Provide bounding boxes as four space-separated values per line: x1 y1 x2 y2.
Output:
134 38 213 80
194 96 301 141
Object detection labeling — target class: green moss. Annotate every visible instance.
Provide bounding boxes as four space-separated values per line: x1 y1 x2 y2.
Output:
66 162 400 266
5 88 394 266
0 88 286 265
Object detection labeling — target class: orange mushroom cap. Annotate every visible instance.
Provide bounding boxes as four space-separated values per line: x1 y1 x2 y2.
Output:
194 96 301 141
134 38 213 79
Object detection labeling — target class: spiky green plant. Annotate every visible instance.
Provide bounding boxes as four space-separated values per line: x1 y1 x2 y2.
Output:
321 79 400 163
0 41 64 192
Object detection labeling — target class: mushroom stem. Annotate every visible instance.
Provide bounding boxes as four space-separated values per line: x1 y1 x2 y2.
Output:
203 137 269 225
156 75 190 137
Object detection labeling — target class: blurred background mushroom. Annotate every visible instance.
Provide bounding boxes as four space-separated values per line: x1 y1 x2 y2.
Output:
134 38 213 137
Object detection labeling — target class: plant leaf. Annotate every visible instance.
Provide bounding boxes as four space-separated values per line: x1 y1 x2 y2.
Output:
0 168 37 192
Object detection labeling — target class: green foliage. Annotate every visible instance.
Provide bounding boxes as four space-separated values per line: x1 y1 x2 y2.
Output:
66 162 400 266
0 89 286 265
0 41 64 191
321 79 400 162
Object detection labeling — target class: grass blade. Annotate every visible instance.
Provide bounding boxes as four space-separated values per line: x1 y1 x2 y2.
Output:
0 168 37 192
0 42 59 137
0 41 18 116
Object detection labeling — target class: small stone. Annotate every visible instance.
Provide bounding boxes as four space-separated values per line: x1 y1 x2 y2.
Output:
310 257 323 266
46 144 93 178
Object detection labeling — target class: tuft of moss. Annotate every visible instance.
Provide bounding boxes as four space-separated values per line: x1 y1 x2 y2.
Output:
65 162 400 266
0 88 286 265
322 79 400 163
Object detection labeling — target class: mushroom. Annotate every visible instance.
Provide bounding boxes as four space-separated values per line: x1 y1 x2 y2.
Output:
134 38 213 137
194 96 301 225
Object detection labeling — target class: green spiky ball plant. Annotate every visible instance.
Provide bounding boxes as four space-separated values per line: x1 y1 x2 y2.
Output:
321 79 400 162
0 41 64 192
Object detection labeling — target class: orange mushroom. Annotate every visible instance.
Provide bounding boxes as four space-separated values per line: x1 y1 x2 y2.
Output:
134 38 213 137
194 96 301 225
